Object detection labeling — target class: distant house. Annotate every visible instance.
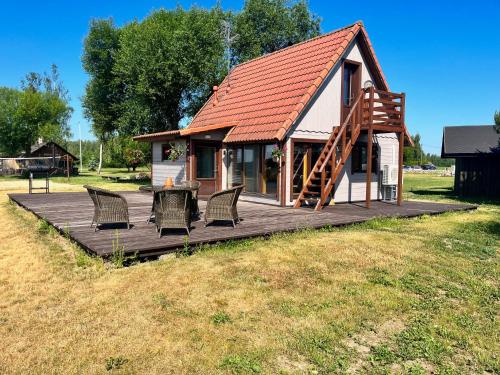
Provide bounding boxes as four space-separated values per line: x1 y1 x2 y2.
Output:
28 141 79 174
441 125 500 199
0 140 78 176
134 21 411 209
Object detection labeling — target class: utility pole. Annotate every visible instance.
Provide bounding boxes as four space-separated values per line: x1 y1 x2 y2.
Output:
78 121 83 171
221 19 238 78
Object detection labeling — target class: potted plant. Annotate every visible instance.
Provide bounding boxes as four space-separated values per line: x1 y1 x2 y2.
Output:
271 144 285 162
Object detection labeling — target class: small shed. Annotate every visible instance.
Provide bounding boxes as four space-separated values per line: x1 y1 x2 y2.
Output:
29 141 79 175
441 125 500 199
0 141 79 176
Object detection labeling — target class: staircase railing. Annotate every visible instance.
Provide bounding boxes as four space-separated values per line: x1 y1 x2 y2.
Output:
316 90 364 207
293 87 405 211
294 90 365 210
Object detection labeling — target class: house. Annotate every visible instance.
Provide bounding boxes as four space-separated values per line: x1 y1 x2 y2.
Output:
134 21 411 209
441 125 500 199
0 140 79 176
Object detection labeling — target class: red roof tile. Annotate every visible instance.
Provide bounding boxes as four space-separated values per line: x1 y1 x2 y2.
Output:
187 21 388 143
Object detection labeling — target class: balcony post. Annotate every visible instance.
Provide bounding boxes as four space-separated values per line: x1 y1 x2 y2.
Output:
365 87 375 208
397 130 404 206
366 128 373 208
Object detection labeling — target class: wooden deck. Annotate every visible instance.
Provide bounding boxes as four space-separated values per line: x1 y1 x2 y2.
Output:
8 192 476 258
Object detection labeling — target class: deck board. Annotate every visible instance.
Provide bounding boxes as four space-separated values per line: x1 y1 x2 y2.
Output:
8 192 476 257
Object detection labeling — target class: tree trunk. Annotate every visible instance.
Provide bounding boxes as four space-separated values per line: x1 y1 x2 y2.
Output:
97 143 103 174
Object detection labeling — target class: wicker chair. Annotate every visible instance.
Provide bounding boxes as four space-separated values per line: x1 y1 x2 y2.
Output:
84 185 130 231
154 188 192 237
204 185 244 228
181 180 201 217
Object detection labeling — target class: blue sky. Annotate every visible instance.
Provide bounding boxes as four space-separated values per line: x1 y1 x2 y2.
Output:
0 1 498 154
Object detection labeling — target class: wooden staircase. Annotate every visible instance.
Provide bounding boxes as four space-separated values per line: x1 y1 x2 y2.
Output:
294 87 406 210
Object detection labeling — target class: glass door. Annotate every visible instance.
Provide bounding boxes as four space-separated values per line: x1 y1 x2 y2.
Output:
243 145 259 192
228 144 279 197
263 145 279 197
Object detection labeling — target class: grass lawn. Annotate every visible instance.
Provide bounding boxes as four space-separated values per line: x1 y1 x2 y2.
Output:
0 167 151 193
403 173 455 202
0 172 498 374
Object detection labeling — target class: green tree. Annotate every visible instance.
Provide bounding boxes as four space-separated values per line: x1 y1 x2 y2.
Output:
0 65 72 156
0 88 22 156
112 6 226 135
81 19 122 140
403 133 425 166
65 140 101 166
232 0 320 63
494 110 500 149
81 2 321 138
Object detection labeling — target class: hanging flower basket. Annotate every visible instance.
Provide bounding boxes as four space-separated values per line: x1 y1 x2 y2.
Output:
166 143 187 162
271 144 285 162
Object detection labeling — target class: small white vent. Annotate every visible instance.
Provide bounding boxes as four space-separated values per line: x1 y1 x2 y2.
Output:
382 165 398 185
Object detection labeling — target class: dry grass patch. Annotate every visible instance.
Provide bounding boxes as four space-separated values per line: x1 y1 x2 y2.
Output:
0 179 498 374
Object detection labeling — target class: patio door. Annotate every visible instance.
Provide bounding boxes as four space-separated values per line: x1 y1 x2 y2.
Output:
228 144 279 199
193 142 221 196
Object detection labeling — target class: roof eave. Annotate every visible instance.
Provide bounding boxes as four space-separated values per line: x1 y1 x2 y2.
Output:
180 122 237 136
132 130 182 142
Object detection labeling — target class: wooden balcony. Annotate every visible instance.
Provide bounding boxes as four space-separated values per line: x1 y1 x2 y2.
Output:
361 87 405 133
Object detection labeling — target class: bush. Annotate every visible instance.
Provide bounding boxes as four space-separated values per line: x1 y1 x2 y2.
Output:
88 157 98 171
124 148 144 171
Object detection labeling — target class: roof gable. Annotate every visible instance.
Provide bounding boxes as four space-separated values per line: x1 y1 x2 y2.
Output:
187 21 389 143
30 141 79 161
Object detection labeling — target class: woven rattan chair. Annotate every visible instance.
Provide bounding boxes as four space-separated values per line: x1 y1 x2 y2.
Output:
181 180 201 217
84 185 130 231
204 185 244 228
154 188 191 237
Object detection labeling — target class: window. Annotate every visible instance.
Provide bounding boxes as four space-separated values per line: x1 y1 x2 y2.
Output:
352 143 378 174
161 144 171 161
343 65 353 106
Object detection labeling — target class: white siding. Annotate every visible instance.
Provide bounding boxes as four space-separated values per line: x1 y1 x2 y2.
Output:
289 40 376 139
333 133 399 203
152 140 187 185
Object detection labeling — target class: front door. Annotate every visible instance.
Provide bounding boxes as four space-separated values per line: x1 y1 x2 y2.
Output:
341 60 361 124
193 142 221 196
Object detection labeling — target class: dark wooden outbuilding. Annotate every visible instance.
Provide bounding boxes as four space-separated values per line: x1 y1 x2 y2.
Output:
28 141 79 175
442 125 500 199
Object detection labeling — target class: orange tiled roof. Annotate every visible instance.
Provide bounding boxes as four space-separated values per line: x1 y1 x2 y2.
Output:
187 21 388 143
